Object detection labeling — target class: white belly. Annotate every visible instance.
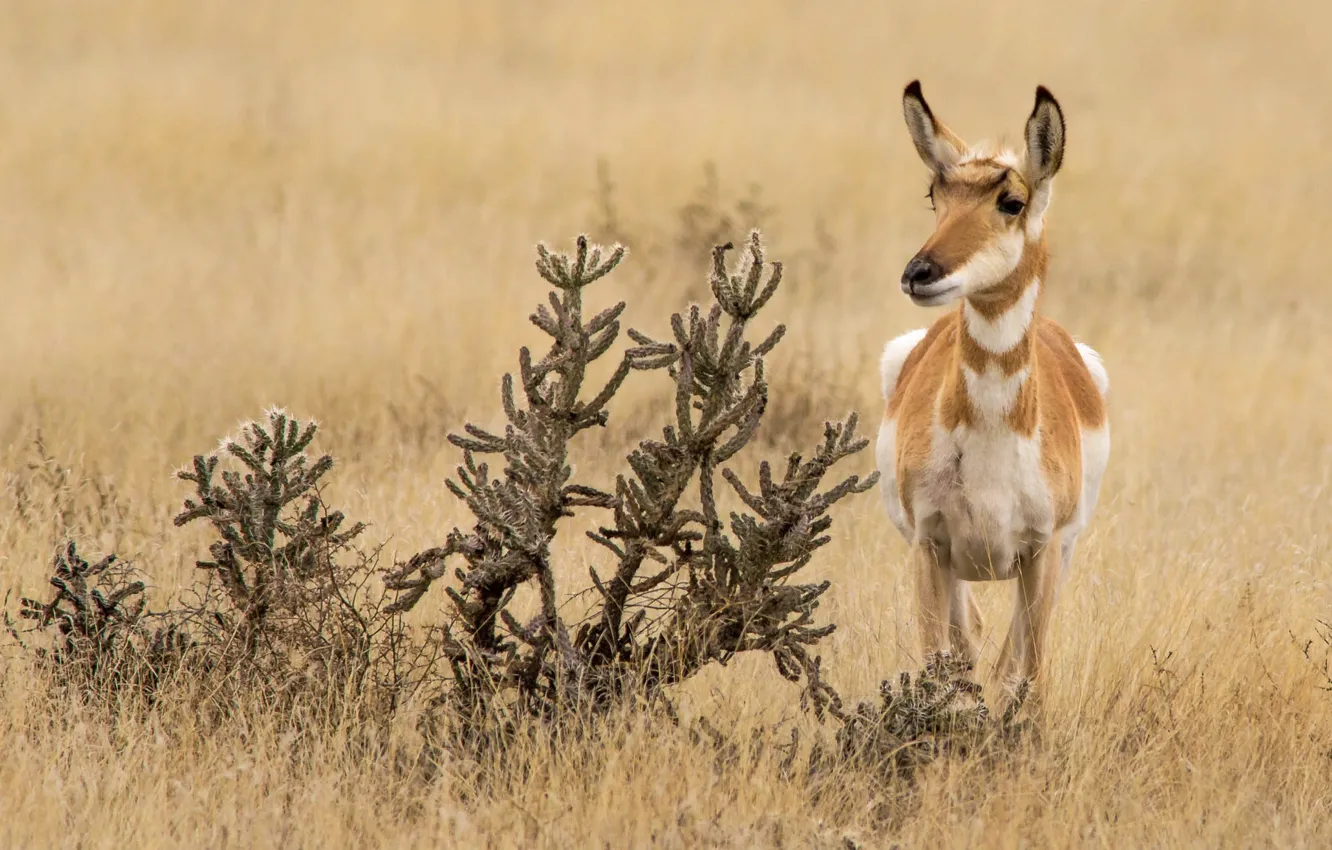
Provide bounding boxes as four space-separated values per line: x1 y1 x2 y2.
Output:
879 414 1054 580
920 423 1053 580
881 418 1110 581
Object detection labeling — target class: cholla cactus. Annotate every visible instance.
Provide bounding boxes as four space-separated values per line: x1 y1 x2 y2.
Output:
19 542 145 660
833 652 1027 781
13 542 188 702
4 231 1031 778
389 231 878 721
386 237 630 713
171 410 400 709
577 235 877 716
174 408 366 654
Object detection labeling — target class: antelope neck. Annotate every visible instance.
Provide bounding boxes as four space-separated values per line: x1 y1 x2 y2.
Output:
946 240 1046 432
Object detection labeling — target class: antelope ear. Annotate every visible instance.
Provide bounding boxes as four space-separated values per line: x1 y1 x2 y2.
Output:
902 80 966 174
1024 85 1066 185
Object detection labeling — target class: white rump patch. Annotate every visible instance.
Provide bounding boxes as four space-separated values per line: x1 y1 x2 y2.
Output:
876 417 911 538
1061 422 1111 581
1075 342 1110 397
963 282 1040 354
880 327 928 399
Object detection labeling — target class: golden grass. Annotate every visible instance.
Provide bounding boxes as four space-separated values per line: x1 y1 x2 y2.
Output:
2 1 1331 846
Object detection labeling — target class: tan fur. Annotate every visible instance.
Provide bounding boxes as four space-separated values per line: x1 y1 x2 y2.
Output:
886 316 955 526
917 162 1023 275
887 308 1102 528
1037 320 1107 429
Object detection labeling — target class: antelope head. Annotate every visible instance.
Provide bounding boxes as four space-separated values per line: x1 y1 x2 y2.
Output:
898 81 1066 307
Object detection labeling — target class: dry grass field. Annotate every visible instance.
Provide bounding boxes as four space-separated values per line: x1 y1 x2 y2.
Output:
3 1 1332 847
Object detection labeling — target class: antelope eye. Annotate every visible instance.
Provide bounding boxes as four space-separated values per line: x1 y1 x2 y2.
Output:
998 195 1026 216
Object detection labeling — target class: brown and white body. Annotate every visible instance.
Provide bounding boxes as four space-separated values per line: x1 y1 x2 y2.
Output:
877 81 1109 693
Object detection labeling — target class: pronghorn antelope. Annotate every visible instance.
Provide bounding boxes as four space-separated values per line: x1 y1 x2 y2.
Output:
877 81 1109 694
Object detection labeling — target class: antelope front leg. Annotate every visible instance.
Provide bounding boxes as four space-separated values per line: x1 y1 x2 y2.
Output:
949 580 983 667
913 539 952 662
998 534 1059 694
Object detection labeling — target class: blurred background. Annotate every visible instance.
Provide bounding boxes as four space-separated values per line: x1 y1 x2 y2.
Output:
2 2 1327 441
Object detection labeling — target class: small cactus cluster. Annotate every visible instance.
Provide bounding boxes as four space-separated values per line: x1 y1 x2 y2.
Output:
13 542 188 702
832 652 1028 781
174 409 367 657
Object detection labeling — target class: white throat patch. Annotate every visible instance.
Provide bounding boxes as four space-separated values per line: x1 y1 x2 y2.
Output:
962 362 1031 418
963 281 1040 354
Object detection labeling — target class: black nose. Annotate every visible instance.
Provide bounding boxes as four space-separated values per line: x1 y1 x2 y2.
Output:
901 256 943 290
